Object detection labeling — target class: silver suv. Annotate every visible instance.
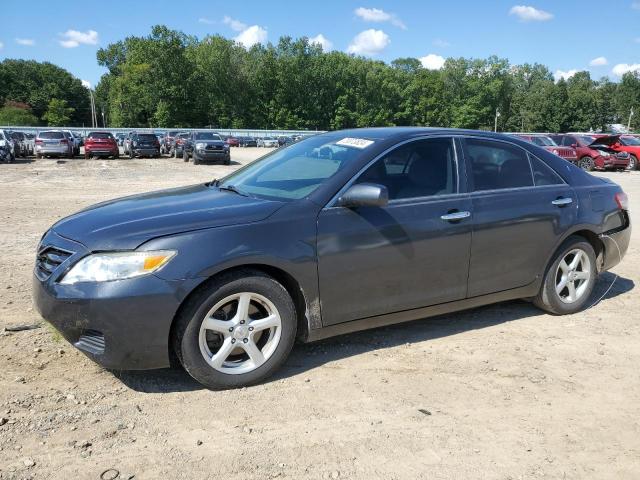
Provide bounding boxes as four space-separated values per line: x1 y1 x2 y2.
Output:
35 131 74 159
0 129 15 163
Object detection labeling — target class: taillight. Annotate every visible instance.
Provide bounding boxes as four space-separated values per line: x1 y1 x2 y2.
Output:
615 192 628 210
35 139 43 144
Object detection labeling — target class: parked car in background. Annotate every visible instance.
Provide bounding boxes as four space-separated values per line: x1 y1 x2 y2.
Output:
8 131 28 158
33 128 631 389
225 136 240 147
278 136 294 147
549 134 629 171
163 130 181 155
84 132 119 159
171 132 190 157
590 134 640 171
128 133 160 158
513 134 577 163
35 130 74 159
115 133 126 146
24 133 35 156
238 136 257 147
257 136 279 148
0 129 15 163
182 131 231 165
63 130 81 156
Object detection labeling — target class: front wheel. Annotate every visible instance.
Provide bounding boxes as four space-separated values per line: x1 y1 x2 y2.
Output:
173 271 297 390
183 149 190 163
579 156 595 171
533 236 597 315
628 154 638 171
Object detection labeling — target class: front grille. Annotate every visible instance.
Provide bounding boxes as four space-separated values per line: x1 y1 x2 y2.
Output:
75 330 105 355
206 145 223 150
35 246 73 280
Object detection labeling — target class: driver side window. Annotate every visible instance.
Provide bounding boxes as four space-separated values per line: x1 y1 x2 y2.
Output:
355 137 457 200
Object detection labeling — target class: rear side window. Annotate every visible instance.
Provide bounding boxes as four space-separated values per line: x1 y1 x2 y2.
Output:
356 137 457 200
39 132 64 139
465 138 533 191
529 154 564 186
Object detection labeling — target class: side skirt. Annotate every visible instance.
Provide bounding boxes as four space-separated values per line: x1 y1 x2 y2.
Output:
304 282 540 343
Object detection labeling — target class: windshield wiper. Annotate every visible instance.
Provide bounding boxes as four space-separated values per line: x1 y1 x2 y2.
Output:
218 184 249 197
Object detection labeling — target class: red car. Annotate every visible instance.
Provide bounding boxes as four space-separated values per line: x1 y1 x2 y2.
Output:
514 134 577 163
549 134 630 171
594 135 640 171
84 132 119 159
225 136 239 147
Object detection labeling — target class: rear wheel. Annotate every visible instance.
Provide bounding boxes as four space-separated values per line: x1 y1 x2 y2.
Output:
183 149 190 163
534 236 597 315
173 271 297 390
579 156 594 171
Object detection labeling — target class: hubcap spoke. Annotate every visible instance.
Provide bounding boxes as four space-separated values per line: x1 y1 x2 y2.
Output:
567 281 577 302
202 317 231 334
569 251 583 270
556 277 568 295
209 337 235 368
559 260 570 274
242 340 265 366
249 314 279 332
574 270 589 280
235 293 252 323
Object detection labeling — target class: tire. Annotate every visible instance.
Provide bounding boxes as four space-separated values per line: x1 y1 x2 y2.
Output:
224 155 231 165
114 153 119 159
129 149 135 159
36 153 41 159
579 156 595 171
172 148 177 158
628 154 638 171
533 235 597 315
183 149 190 163
193 154 200 165
173 270 297 390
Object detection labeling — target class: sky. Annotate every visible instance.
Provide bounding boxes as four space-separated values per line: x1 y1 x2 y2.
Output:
1 0 639 88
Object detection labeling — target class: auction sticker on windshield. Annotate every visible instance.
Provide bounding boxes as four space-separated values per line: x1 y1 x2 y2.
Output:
335 137 375 149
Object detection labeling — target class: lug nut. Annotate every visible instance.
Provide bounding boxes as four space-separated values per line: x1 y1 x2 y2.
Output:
248 327 254 331
229 327 234 332
240 320 245 324
243 338 248 343
231 339 236 344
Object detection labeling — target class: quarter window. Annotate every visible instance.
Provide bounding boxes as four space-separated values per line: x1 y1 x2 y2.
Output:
465 138 533 191
529 154 564 186
355 138 457 200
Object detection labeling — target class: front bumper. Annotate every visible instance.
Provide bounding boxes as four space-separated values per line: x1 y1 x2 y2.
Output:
598 156 629 169
194 149 230 161
32 230 202 370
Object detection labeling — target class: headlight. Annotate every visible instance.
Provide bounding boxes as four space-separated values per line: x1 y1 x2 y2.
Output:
196 142 206 149
223 144 230 149
600 151 610 157
60 250 176 284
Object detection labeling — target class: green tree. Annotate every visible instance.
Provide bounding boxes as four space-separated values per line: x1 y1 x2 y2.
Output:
43 98 75 126
0 105 39 126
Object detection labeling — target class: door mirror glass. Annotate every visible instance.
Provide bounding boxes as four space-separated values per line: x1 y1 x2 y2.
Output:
337 183 389 208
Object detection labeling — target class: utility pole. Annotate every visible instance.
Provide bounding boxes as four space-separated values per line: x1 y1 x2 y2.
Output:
494 108 501 132
101 109 106 128
628 107 634 132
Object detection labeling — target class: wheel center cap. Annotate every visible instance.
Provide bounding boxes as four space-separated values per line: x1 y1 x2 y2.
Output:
234 325 249 339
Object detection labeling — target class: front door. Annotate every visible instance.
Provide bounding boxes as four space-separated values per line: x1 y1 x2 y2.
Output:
317 137 473 326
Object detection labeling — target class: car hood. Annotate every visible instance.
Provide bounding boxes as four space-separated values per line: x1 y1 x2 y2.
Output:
589 135 620 147
195 140 226 146
52 184 284 251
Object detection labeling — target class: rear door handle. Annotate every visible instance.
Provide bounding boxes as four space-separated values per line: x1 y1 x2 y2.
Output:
552 197 573 206
440 211 471 221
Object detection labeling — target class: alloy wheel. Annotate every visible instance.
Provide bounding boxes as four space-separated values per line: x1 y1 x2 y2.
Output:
555 248 591 304
198 292 282 374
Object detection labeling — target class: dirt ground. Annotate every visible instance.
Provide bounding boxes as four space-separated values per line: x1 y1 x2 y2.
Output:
0 148 638 480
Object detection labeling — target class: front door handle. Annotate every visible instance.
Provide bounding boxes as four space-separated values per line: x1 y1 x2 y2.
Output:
440 211 471 221
552 197 573 206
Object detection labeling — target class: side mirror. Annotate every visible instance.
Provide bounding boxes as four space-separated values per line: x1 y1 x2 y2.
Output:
571 143 578 148
336 183 389 208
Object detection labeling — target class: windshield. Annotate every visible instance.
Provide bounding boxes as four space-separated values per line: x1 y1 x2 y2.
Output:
88 132 113 139
195 132 222 141
219 133 369 201
137 134 157 141
578 135 595 146
621 136 640 146
530 136 556 146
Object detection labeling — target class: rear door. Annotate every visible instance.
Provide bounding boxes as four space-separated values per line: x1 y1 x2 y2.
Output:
317 136 473 325
461 137 576 297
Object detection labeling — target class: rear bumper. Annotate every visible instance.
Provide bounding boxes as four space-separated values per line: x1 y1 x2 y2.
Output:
132 148 159 157
86 147 118 156
36 145 69 155
600 212 631 271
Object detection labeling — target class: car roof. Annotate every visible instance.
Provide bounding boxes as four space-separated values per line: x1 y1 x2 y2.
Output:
318 126 529 142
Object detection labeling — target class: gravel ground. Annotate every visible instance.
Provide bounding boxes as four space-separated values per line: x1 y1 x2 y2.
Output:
0 149 639 480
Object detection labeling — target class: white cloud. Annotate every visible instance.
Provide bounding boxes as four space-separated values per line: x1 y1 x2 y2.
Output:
553 69 578 81
15 38 35 46
509 5 554 21
223 16 248 32
347 29 390 56
309 34 333 51
354 7 406 29
612 63 640 76
198 17 215 25
234 25 267 49
433 38 451 48
81 80 92 89
589 56 608 67
59 30 99 48
420 54 446 70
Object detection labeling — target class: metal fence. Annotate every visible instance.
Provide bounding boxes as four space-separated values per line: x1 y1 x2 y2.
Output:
0 126 326 138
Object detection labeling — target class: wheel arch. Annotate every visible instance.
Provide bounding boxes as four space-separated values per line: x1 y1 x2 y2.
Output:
541 227 605 279
168 263 311 366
